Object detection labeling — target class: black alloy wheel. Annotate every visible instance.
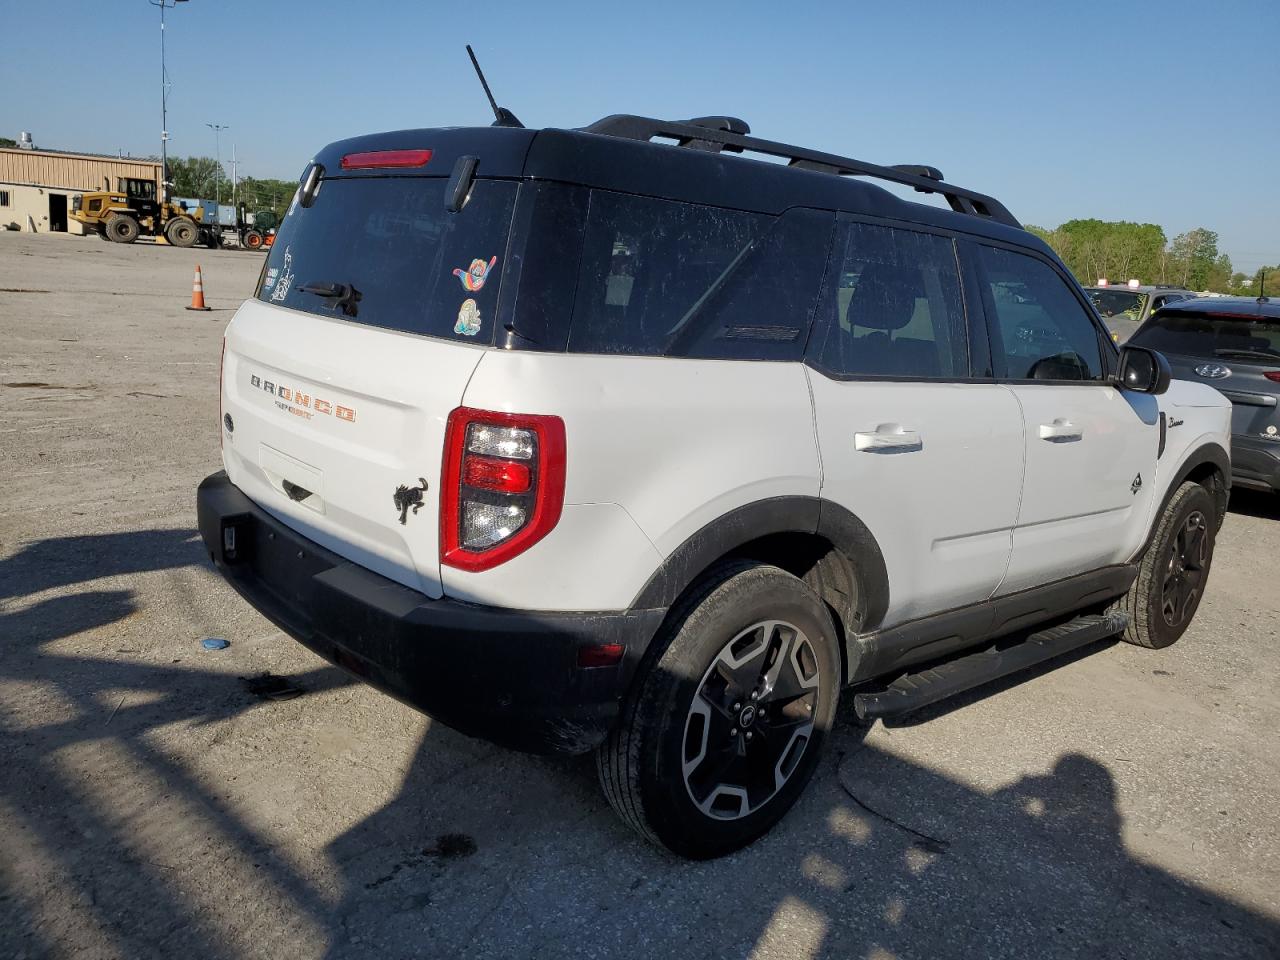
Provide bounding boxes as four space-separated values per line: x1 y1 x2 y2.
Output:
682 619 820 820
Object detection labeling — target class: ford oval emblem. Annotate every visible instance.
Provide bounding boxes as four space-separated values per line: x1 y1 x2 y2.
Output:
1195 363 1231 380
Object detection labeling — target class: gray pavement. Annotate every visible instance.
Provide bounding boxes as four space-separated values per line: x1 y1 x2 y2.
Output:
1 230 1278 959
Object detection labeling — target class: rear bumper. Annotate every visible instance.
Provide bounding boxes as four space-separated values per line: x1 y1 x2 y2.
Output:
1231 435 1280 492
196 471 664 755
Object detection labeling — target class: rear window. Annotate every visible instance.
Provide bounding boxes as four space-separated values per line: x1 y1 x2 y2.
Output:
1089 289 1148 322
566 193 832 360
1130 312 1280 362
257 177 518 344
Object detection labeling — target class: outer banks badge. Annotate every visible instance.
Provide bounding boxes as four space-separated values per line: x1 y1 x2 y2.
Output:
452 256 497 292
454 298 482 337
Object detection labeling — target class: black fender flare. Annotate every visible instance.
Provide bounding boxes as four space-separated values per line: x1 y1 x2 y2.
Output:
630 496 891 633
1143 441 1231 556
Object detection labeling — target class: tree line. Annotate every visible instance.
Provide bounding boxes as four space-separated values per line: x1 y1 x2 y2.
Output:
166 155 296 231
1025 219 1274 296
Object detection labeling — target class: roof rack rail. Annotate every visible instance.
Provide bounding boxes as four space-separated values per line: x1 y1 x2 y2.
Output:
581 114 1020 228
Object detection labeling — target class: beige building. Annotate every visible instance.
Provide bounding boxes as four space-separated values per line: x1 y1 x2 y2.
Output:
0 145 161 236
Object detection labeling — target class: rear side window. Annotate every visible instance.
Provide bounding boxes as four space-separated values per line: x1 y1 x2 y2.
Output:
977 245 1104 381
257 177 518 344
1130 312 1280 362
814 221 968 379
567 193 831 360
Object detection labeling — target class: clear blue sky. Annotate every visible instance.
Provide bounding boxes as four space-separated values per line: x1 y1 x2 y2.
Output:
4 0 1276 271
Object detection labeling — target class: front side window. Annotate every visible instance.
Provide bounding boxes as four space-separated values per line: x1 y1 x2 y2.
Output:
122 178 156 202
978 246 1104 381
567 193 830 360
814 221 968 379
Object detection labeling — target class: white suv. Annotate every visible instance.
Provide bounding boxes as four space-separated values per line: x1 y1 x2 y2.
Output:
197 115 1232 858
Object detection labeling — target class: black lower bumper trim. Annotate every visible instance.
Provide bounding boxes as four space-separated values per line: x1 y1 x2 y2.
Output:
1231 436 1280 492
197 471 664 755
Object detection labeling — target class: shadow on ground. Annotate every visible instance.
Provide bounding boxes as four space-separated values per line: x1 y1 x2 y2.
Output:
1 529 1276 959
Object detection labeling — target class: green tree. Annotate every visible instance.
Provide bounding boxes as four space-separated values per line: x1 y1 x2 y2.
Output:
0 137 17 148
1168 228 1222 291
166 155 223 199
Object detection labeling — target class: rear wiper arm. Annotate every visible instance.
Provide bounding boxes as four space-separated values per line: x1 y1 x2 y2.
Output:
298 281 362 317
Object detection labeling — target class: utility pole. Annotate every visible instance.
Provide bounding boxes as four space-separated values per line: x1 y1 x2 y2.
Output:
206 122 228 206
230 143 238 211
149 0 188 202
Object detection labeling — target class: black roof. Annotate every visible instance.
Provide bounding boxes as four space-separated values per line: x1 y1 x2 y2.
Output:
1154 297 1280 319
311 117 1046 255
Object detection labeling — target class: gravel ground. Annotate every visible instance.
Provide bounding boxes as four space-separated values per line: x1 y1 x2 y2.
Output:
1 230 1277 960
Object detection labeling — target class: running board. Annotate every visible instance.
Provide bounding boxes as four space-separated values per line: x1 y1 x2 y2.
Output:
853 612 1128 721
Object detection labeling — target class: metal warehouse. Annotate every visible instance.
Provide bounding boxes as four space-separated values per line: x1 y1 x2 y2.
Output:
0 140 161 236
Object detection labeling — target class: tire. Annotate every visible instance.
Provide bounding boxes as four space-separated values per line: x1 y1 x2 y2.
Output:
598 561 841 859
104 214 139 243
165 217 198 248
243 230 264 250
1112 481 1217 649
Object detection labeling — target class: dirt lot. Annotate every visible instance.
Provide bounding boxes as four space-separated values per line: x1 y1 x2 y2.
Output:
1 230 1278 960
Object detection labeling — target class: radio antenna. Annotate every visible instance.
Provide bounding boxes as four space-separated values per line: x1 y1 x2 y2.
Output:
466 45 523 128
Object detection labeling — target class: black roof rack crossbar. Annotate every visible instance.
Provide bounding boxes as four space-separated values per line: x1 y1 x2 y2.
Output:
581 114 1020 228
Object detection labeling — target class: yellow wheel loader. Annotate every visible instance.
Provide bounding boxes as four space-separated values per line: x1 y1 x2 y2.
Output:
71 176 215 248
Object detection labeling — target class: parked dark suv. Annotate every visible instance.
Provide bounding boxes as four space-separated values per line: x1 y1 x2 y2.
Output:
1129 297 1280 493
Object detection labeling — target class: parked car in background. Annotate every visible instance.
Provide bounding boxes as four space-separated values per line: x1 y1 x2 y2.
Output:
1086 284 1197 342
1129 297 1280 493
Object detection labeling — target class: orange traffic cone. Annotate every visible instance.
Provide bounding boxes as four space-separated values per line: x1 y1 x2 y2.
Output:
186 264 211 312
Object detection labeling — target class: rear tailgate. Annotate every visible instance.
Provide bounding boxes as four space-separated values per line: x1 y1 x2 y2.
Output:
1131 307 1280 441
222 304 485 598
220 161 521 598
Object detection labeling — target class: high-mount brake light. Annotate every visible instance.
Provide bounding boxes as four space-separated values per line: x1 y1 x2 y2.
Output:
441 407 566 572
339 149 433 170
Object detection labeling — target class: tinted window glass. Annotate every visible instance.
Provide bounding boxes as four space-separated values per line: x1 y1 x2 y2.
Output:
1089 288 1147 323
567 192 829 359
816 222 968 378
978 246 1103 381
1130 312 1280 362
257 177 517 344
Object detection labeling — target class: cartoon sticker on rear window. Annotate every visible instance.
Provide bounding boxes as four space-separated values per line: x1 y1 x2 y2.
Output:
452 256 498 292
269 246 294 302
262 267 280 289
454 298 482 337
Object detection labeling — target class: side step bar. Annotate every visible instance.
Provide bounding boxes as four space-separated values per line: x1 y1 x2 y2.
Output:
853 612 1128 721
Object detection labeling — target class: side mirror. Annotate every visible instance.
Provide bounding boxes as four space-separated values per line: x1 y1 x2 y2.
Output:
1118 345 1171 395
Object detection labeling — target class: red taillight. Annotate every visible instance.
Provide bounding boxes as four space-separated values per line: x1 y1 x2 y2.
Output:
462 454 532 493
441 407 566 572
1265 372 1280 382
577 643 626 669
339 149 433 170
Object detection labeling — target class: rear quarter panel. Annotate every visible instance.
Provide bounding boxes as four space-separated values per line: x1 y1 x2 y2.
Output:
451 352 821 611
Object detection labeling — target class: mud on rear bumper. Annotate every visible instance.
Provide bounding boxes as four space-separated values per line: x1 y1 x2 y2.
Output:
196 471 664 755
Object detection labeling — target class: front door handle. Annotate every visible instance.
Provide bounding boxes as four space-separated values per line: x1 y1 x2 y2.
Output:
1039 418 1083 442
855 423 923 453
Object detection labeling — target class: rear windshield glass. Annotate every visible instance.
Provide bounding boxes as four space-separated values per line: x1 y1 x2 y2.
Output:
567 192 831 360
1130 312 1280 362
256 177 517 344
1089 289 1148 322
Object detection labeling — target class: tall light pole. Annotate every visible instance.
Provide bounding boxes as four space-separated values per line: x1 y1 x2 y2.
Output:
206 122 228 206
149 0 188 203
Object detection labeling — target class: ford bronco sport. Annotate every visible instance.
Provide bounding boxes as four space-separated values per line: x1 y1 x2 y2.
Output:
197 114 1232 859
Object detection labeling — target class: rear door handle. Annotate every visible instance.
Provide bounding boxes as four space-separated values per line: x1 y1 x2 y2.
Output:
855 423 923 453
1039 418 1083 442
